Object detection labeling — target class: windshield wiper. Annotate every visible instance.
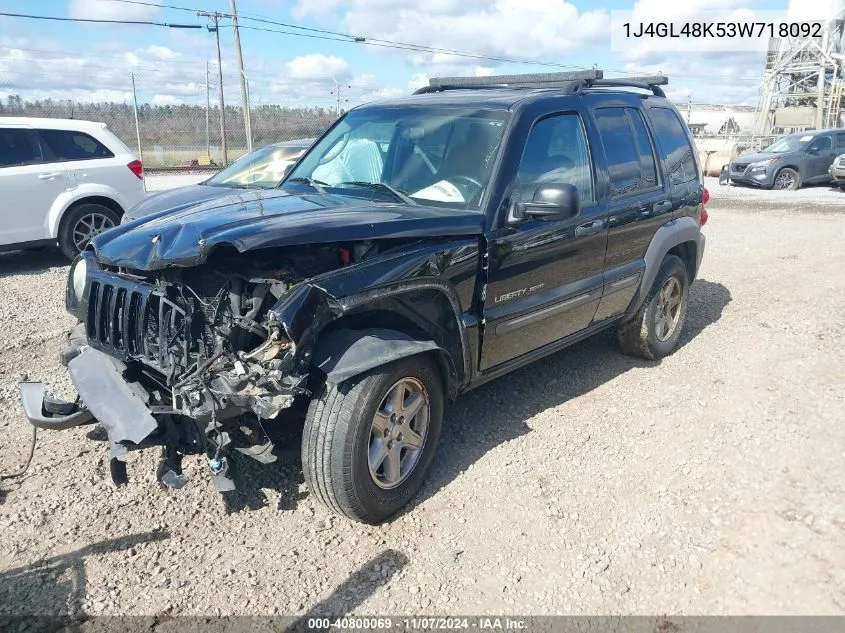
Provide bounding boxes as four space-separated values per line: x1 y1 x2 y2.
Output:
286 176 330 193
339 181 417 205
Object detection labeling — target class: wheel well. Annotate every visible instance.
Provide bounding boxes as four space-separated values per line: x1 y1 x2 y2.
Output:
667 241 697 283
61 196 125 229
318 292 464 401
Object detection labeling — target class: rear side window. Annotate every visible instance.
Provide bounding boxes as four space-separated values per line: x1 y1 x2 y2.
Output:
594 107 657 197
36 129 114 162
648 107 698 185
836 132 845 150
0 128 44 167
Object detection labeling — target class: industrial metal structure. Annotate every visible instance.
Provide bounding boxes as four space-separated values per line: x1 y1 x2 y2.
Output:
756 0 845 134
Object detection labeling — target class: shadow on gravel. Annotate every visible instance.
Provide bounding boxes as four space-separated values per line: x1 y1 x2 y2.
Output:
0 530 169 617
289 549 408 626
0 248 67 278
221 408 308 515
211 279 730 517
407 278 731 512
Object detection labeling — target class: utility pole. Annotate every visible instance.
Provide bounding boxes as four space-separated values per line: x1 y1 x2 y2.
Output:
198 11 227 165
329 76 351 117
229 0 252 152
205 61 211 163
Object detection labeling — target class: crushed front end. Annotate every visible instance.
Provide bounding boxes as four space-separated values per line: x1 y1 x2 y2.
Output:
19 247 340 492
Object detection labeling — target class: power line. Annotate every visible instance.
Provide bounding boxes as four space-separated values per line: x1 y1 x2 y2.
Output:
0 10 203 28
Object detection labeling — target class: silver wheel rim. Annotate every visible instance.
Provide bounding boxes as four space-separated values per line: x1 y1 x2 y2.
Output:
73 213 114 252
774 171 795 189
655 276 683 342
368 377 430 490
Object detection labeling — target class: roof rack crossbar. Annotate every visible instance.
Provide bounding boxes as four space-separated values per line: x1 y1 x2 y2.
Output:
412 70 669 97
588 75 668 97
426 69 603 89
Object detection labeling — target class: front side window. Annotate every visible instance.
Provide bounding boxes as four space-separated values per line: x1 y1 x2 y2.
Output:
0 128 44 167
517 113 595 204
284 107 509 209
807 135 832 152
595 107 657 197
37 129 114 162
648 107 698 185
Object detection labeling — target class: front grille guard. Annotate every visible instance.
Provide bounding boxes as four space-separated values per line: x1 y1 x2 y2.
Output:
85 271 191 379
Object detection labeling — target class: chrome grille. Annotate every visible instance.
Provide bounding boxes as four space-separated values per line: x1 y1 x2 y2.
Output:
85 273 191 377
837 157 845 167
731 163 748 173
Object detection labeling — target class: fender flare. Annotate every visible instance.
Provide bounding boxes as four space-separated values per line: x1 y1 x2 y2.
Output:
626 216 703 316
47 185 129 238
313 327 447 387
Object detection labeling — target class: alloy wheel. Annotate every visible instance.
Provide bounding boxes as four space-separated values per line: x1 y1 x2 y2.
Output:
774 171 795 190
73 213 115 252
368 377 430 489
655 276 683 342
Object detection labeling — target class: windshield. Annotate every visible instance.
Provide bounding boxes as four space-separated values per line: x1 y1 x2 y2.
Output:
761 134 811 153
283 106 509 209
208 142 310 188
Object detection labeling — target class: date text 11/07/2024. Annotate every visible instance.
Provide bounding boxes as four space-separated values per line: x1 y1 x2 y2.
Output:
306 617 527 630
622 21 822 39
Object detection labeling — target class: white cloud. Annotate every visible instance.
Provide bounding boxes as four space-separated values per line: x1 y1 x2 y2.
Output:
286 54 351 81
293 0 609 60
147 46 177 60
68 0 162 21
152 94 179 105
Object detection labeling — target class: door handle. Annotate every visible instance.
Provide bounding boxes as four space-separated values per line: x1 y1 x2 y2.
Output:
575 220 604 237
38 172 62 180
652 200 673 214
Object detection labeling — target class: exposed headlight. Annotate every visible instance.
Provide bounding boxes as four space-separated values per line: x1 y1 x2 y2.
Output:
71 256 88 301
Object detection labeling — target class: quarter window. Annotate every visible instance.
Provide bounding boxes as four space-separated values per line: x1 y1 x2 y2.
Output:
517 113 595 204
36 129 114 162
0 128 44 167
594 107 658 197
648 107 698 185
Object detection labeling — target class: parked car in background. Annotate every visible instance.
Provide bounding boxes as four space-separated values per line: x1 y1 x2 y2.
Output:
0 117 145 258
728 128 845 190
122 139 314 223
828 153 845 189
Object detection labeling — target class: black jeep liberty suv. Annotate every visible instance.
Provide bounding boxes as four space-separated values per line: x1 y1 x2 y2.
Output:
20 70 707 524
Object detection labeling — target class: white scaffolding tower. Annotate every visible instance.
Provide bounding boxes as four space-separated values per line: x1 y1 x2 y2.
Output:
755 2 845 135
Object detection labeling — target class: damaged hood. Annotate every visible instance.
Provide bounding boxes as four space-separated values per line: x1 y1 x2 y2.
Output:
93 190 485 270
123 183 247 221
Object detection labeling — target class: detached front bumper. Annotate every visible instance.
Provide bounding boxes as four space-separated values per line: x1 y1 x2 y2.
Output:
19 347 157 443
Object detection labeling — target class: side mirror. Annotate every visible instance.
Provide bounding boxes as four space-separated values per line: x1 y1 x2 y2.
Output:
513 184 580 222
806 147 820 155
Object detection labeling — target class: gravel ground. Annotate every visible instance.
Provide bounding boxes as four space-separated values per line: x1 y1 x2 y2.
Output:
1 198 844 617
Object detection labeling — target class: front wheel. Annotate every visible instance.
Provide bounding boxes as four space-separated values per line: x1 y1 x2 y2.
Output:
772 167 800 191
302 355 444 523
617 255 690 360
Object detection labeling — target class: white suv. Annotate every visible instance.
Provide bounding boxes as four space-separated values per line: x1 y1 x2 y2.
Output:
0 117 146 259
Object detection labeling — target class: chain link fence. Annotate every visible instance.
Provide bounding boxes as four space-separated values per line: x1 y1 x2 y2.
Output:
0 66 347 191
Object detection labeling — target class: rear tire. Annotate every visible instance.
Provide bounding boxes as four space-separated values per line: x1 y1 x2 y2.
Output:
302 355 444 524
617 255 689 360
58 203 121 259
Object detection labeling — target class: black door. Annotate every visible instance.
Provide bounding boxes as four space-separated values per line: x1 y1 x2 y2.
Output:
480 111 608 370
589 105 674 321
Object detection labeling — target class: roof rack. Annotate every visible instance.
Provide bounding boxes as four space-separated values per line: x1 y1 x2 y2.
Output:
413 70 669 97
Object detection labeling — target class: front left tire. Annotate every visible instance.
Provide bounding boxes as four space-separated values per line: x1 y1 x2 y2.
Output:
58 203 121 259
302 354 444 524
